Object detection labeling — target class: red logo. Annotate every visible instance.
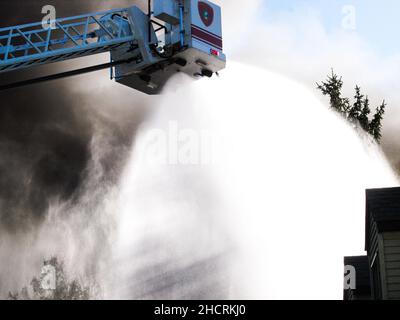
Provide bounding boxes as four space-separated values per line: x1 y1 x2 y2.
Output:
198 1 214 27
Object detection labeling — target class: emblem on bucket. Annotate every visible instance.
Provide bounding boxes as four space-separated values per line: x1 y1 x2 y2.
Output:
198 1 214 27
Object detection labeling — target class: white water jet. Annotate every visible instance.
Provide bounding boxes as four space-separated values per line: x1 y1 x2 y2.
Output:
106 62 398 299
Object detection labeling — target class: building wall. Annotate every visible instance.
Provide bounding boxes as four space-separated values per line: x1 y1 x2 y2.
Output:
368 217 379 259
382 231 400 300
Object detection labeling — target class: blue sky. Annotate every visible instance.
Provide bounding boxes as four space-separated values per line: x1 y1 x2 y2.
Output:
262 0 400 57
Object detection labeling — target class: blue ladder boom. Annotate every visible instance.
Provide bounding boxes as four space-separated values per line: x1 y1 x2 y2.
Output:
0 8 136 74
0 1 227 95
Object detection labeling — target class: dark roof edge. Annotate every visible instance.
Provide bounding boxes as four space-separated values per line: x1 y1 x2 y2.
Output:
365 186 400 251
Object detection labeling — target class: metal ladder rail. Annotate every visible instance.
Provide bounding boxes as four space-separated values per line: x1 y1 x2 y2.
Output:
0 8 136 74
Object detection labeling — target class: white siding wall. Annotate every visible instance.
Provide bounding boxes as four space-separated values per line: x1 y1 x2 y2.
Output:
382 232 400 300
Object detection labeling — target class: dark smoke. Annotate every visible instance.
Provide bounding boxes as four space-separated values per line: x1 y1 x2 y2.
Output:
0 82 91 229
0 0 147 231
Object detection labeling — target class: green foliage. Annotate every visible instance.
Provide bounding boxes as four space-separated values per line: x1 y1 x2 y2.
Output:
316 70 350 114
358 96 371 132
369 101 386 141
349 86 363 122
8 257 91 300
317 70 386 142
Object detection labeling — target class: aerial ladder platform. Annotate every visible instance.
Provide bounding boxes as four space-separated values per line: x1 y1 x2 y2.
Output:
0 0 226 94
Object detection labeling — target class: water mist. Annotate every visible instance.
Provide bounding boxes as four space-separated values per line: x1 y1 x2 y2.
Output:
104 62 398 299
